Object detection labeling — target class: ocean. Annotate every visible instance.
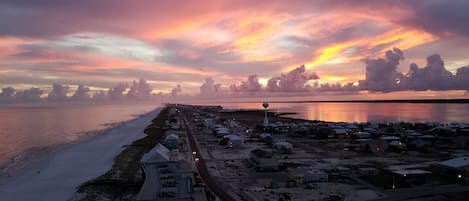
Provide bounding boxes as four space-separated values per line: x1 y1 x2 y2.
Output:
0 103 159 169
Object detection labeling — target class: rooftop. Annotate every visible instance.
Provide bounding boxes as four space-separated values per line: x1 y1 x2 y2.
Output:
438 157 469 169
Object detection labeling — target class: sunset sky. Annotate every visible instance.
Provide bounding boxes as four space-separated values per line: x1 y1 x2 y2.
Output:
1 0 469 98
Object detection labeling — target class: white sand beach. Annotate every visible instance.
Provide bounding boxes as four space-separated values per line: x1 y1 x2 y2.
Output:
0 108 160 201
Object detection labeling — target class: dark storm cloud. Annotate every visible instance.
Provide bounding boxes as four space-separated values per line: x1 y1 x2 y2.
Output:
360 48 469 92
359 48 405 92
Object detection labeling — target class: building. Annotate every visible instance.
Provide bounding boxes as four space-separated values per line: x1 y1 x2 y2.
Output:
435 157 469 183
274 141 293 154
224 134 242 148
287 167 328 183
358 139 389 153
137 144 197 201
250 149 279 171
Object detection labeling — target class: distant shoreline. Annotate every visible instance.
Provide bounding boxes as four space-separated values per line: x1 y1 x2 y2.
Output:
208 99 469 104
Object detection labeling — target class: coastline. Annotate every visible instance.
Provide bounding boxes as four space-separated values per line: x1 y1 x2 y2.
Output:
0 108 161 201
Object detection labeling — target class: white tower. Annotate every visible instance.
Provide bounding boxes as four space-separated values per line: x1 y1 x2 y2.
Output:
262 102 269 127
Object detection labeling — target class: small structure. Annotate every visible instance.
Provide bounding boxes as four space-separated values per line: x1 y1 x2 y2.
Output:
333 128 352 138
274 141 293 154
358 139 389 153
287 167 328 183
262 102 269 127
224 134 242 148
164 133 179 150
250 149 279 171
358 167 379 176
214 126 230 138
259 133 272 142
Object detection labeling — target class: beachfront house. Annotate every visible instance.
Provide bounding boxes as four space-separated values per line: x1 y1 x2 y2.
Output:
137 143 195 201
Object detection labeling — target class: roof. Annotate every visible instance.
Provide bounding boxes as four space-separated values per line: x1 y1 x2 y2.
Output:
379 136 401 140
392 169 431 175
288 167 327 176
333 128 351 134
275 141 293 148
140 143 170 163
165 133 179 140
251 149 271 158
224 134 241 141
438 157 469 169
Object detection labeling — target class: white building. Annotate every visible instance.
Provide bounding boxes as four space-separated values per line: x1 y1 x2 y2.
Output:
137 144 195 201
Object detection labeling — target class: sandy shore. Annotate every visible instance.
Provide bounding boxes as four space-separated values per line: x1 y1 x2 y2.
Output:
0 108 160 201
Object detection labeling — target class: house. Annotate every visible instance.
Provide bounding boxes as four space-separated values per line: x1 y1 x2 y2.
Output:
353 131 371 139
408 138 432 152
223 134 242 148
357 139 389 153
214 126 230 138
333 128 352 138
137 144 196 201
259 133 272 142
435 157 469 183
274 141 293 154
287 167 328 183
250 149 279 171
358 167 379 176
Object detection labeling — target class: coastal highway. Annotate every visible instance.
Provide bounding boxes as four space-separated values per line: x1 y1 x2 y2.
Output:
178 107 237 201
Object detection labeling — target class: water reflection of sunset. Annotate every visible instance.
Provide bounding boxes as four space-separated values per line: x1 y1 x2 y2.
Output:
204 102 469 123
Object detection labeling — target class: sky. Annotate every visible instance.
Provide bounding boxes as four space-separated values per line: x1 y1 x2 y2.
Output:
1 0 469 101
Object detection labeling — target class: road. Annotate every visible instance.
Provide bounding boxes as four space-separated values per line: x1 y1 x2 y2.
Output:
179 107 237 201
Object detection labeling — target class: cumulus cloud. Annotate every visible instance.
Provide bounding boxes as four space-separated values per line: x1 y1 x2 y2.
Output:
266 64 319 92
71 84 91 101
171 85 182 97
230 74 263 93
455 66 469 89
404 55 454 90
47 83 69 102
359 48 405 92
107 83 128 100
0 87 16 103
0 87 45 103
127 78 152 99
16 88 43 102
200 77 222 96
360 48 469 92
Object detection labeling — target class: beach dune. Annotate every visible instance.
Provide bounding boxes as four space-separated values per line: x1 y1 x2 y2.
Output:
0 108 160 201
